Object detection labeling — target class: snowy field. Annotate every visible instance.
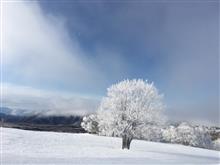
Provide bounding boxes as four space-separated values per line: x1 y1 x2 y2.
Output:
2 128 220 164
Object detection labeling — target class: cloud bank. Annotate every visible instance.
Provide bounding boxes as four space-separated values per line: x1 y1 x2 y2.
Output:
2 83 99 116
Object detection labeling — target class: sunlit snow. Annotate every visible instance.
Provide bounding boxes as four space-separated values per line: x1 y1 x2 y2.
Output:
2 128 220 164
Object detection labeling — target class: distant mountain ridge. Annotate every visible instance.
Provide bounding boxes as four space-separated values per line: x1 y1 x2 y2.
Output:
0 107 14 115
0 107 86 133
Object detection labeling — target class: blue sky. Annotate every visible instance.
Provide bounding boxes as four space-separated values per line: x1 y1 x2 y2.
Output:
2 0 219 125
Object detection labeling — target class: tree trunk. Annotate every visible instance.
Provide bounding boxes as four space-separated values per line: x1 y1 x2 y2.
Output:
122 134 132 149
127 137 132 149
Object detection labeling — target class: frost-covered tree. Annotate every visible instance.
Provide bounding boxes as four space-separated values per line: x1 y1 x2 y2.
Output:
162 122 213 149
81 114 99 134
97 79 165 149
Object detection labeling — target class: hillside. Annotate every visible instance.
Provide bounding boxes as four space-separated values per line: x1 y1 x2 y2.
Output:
2 128 219 164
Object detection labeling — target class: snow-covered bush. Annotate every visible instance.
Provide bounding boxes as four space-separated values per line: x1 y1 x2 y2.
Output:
135 125 163 142
209 127 220 150
97 79 166 149
212 138 220 151
81 114 99 134
162 122 213 149
162 125 178 143
193 125 213 149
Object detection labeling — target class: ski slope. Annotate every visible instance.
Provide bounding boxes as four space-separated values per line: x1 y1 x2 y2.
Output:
2 128 220 164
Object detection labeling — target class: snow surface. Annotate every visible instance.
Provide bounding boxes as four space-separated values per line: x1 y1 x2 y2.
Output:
2 128 220 164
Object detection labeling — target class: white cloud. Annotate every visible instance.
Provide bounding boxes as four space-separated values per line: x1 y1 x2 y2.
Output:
2 1 111 91
2 83 99 116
